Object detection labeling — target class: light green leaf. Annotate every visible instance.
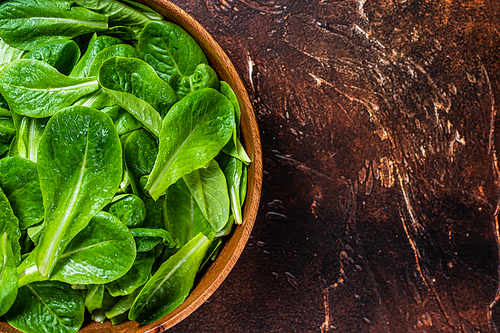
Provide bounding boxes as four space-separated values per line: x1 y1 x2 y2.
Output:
165 178 214 247
0 232 17 316
129 233 210 324
146 88 235 200
19 212 136 286
0 0 108 50
0 186 20 264
182 160 229 232
35 106 122 278
99 56 178 137
70 34 122 78
0 59 100 118
75 0 157 35
0 37 23 71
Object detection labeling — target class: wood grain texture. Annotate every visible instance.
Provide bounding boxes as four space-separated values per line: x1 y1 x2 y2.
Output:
163 0 500 332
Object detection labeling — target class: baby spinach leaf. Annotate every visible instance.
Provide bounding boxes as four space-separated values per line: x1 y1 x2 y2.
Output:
138 21 208 82
75 0 156 35
74 43 135 111
0 59 100 118
0 116 15 155
165 178 215 247
115 109 143 136
0 157 44 230
0 0 108 51
220 81 241 134
99 56 178 136
182 160 230 232
85 284 104 314
106 287 141 320
74 44 138 112
130 228 176 252
0 186 20 264
22 40 81 75
70 34 122 78
222 136 251 165
145 88 235 200
216 153 246 224
106 251 154 297
51 212 136 284
99 26 137 41
72 88 116 110
5 281 85 333
88 44 137 77
128 232 211 324
123 128 158 178
142 197 164 230
19 212 136 286
0 232 17 316
35 106 122 278
9 116 48 162
219 81 251 164
240 163 248 206
0 37 23 70
119 0 164 21
171 63 219 100
106 194 146 228
27 223 43 245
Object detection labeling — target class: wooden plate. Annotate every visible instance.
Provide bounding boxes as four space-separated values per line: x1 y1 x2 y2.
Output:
0 0 262 332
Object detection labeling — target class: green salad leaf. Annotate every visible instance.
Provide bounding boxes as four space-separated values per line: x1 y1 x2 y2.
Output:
35 106 122 278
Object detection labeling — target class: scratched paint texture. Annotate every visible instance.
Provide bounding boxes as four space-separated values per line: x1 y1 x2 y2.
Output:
168 0 500 332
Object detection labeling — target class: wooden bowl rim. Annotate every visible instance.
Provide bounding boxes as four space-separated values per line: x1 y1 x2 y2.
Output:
0 1 261 332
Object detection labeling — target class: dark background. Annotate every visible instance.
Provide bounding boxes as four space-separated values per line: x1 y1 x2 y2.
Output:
168 1 500 332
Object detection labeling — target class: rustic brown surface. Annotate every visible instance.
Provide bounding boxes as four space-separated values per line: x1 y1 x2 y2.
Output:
165 0 500 332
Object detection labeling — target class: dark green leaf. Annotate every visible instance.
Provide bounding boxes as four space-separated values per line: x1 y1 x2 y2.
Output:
0 157 43 229
138 21 207 82
22 40 81 75
106 287 141 320
106 194 146 228
131 228 176 252
5 281 85 333
106 251 154 297
123 128 158 178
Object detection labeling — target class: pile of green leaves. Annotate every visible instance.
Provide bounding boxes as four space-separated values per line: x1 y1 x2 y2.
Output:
0 0 250 332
